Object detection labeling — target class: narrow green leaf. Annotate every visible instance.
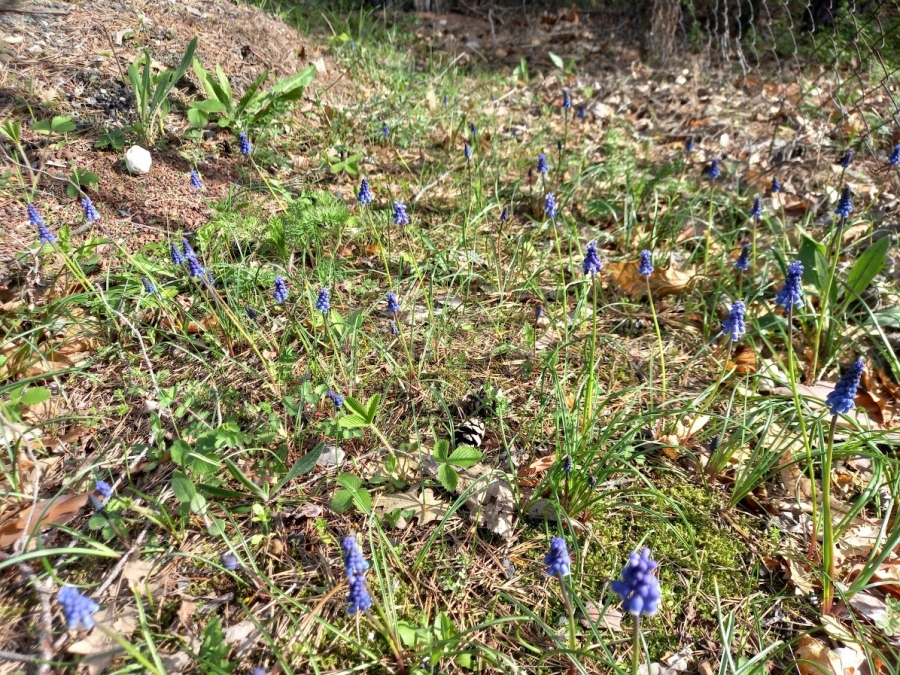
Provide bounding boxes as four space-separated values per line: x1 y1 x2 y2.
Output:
273 443 323 494
366 394 381 423
224 458 268 500
235 70 269 116
215 64 233 106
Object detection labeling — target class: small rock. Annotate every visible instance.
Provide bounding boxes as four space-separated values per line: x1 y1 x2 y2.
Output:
125 145 152 174
316 444 344 468
3 35 24 45
27 44 43 54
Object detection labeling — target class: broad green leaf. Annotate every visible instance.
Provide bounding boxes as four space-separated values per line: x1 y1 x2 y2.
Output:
845 235 888 298
338 413 368 429
189 492 207 514
171 470 196 503
191 99 228 112
433 439 450 462
366 394 381 423
19 387 51 406
343 396 369 419
31 119 53 134
448 445 482 467
871 308 900 329
353 488 372 512
269 65 316 100
170 439 190 466
797 235 834 302
330 489 354 513
51 116 76 133
548 51 565 69
187 107 209 128
207 515 226 535
185 448 219 474
215 65 233 106
235 70 269 116
437 464 459 493
335 473 361 491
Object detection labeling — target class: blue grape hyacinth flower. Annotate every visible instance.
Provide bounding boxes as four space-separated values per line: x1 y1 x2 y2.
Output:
775 261 804 311
562 455 573 474
638 249 653 278
181 237 197 260
685 137 695 153
839 149 853 168
251 669 267 675
577 104 586 119
327 390 344 408
29 204 56 244
749 196 762 219
537 152 549 175
341 536 370 576
582 240 602 276
190 170 203 190
238 132 251 155
734 243 751 271
386 291 401 315
220 553 238 570
543 537 571 577
835 185 853 220
316 288 330 313
389 320 399 335
347 573 373 614
273 276 288 304
825 357 864 416
57 586 100 630
562 89 571 110
464 141 472 160
500 205 509 223
357 177 374 206
142 277 156 294
90 479 113 511
722 300 746 342
544 193 558 219
706 158 721 180
382 122 390 138
81 197 100 223
469 121 477 137
889 145 900 167
187 256 206 279
771 175 782 193
392 200 410 227
170 243 185 265
611 548 662 616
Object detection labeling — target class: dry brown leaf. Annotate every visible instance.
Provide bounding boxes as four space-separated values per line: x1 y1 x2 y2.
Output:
848 590 896 635
68 605 138 675
517 455 556 488
177 598 197 626
796 635 840 675
728 344 757 374
579 600 624 631
374 488 449 529
159 315 219 334
786 558 817 595
0 493 88 547
606 261 696 298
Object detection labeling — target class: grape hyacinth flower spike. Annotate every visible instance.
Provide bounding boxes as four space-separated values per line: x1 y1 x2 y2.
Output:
181 237 197 260
316 288 330 313
238 132 251 155
889 145 900 167
273 276 288 304
347 572 373 614
500 205 509 223
638 249 653 278
734 243 751 271
57 586 100 630
611 548 662 616
749 195 763 220
341 536 369 576
142 277 156 294
835 185 853 221
771 175 782 193
839 149 853 168
469 121 477 137
537 152 549 175
81 197 100 223
582 240 602 276
221 553 239 571
90 479 113 512
187 256 206 280
544 193 558 219
170 243 185 265
382 122 390 138
577 104 586 120
685 137 695 153
464 141 472 160
251 669 267 675
722 300 746 342
357 177 373 206
775 261 804 312
386 291 401 316
29 204 56 244
826 357 864 416
392 200 409 227
544 537 571 577
389 320 399 335
562 89 571 110
706 158 721 180
327 390 344 408
190 170 203 190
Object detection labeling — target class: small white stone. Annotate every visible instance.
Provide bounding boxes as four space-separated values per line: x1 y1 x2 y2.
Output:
125 145 152 174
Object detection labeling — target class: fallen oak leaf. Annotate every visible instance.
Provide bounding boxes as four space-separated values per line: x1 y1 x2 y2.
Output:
606 261 697 298
0 493 88 547
67 605 138 675
374 488 449 529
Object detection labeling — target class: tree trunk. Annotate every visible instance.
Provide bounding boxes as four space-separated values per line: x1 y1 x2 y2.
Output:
413 0 450 12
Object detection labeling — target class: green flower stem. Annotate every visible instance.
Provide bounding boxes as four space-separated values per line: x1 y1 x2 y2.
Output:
646 277 667 405
703 184 715 276
822 414 839 614
698 340 734 415
581 278 598 433
324 314 351 395
367 602 406 674
631 615 642 675
556 572 576 653
810 222 843 379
